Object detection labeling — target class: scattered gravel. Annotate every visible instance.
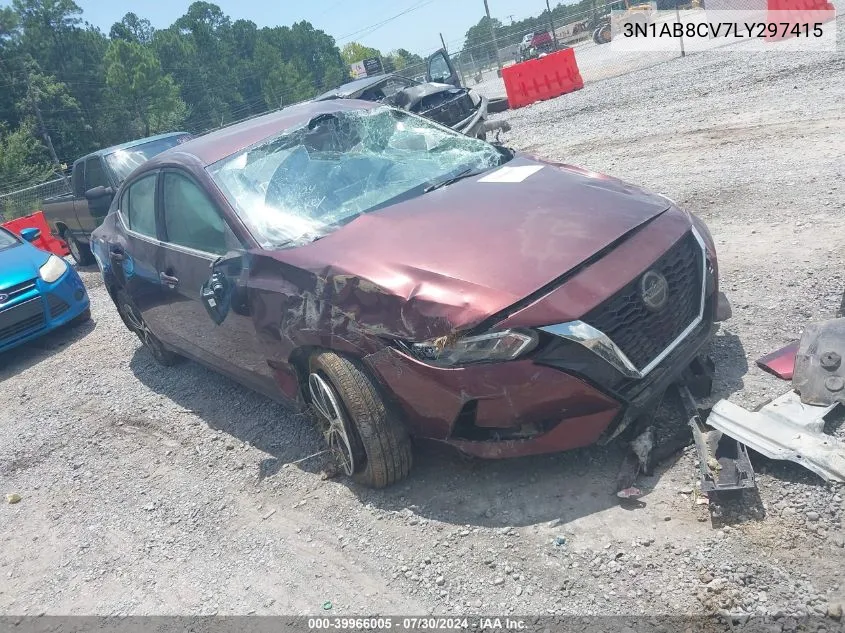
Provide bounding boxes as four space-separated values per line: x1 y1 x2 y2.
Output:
1 19 844 618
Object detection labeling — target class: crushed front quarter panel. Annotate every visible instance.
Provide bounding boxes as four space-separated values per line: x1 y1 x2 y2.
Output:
708 390 845 483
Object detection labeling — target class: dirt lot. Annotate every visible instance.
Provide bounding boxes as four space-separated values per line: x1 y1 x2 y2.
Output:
2 22 845 620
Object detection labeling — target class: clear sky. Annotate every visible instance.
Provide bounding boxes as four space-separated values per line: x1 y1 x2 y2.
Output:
66 0 558 57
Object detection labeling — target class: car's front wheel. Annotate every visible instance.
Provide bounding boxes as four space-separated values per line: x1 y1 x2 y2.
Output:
62 230 94 266
116 289 181 366
308 351 412 488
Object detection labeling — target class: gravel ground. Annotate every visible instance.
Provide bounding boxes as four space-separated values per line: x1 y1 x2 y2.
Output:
2 20 845 621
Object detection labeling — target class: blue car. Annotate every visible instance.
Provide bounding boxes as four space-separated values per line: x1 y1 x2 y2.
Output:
0 226 90 354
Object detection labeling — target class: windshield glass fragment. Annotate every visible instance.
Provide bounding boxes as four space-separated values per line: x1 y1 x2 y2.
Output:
207 107 506 249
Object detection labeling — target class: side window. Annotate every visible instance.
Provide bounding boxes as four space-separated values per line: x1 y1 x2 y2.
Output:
84 157 109 191
162 172 238 256
126 174 157 238
72 162 85 197
428 53 450 82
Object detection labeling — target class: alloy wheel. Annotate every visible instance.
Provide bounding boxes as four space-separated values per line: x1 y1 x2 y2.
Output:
121 302 166 359
67 235 81 262
308 372 356 476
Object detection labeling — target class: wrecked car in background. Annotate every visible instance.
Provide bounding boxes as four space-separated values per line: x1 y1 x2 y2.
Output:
91 99 730 489
315 50 491 139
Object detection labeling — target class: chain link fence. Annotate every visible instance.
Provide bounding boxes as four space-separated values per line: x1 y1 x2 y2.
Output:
0 177 71 223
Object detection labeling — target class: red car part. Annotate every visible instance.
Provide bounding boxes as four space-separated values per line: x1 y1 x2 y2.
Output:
756 341 798 380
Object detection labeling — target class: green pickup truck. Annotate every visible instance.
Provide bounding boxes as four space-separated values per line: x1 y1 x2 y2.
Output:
43 132 192 265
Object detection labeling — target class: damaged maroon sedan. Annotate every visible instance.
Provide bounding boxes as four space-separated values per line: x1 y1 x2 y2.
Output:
91 100 729 488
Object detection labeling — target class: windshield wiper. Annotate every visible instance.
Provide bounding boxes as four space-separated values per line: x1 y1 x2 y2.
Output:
423 167 483 193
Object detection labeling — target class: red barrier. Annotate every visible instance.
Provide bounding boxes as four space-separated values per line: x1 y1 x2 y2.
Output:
766 0 836 40
2 211 71 257
501 48 584 110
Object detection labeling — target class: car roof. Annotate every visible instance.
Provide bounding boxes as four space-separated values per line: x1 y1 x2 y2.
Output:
315 74 398 100
84 132 192 160
143 99 382 168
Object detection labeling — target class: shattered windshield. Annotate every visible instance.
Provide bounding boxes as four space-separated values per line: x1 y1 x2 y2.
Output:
207 107 507 249
104 134 193 184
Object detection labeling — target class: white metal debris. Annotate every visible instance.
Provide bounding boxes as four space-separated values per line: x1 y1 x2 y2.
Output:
707 390 845 483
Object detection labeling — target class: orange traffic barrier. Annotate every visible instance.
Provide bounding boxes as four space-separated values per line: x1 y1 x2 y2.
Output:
501 48 584 110
766 0 836 40
2 211 71 257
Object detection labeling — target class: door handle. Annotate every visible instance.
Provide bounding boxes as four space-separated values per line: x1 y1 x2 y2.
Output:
109 247 124 262
159 272 179 289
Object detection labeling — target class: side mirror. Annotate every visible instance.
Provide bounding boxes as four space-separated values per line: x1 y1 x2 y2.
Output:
200 271 230 325
20 227 41 242
84 185 114 201
201 251 249 324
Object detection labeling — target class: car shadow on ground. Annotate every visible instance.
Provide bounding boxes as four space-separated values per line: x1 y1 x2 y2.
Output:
0 316 96 380
126 330 761 530
127 347 326 476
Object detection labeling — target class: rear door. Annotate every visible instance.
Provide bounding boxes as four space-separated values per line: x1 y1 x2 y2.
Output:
77 156 113 236
111 171 168 338
426 49 460 87
155 169 279 395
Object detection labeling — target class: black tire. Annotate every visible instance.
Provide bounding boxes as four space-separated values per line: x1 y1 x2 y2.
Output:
62 229 94 266
487 97 509 114
116 289 181 366
596 23 612 44
309 351 412 488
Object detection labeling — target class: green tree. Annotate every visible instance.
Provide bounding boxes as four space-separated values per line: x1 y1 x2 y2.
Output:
0 122 52 192
109 12 154 44
389 48 424 71
463 16 503 65
17 60 92 164
341 41 381 65
104 40 186 137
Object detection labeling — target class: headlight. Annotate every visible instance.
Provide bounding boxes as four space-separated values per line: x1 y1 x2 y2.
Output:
409 329 538 367
468 89 482 107
39 255 68 283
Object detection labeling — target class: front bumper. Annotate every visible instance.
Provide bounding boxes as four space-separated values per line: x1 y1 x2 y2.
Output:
0 263 90 354
454 96 488 137
364 224 719 459
365 309 714 459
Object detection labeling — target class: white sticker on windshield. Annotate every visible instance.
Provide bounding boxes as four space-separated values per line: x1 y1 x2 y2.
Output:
478 165 543 183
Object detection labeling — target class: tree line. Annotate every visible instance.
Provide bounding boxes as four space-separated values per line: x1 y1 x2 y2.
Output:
1 0 592 197
0 0 392 195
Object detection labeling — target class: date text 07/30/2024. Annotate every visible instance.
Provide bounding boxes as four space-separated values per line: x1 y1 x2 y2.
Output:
308 617 528 631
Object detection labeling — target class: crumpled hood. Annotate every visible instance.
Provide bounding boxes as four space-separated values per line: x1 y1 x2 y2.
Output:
0 242 48 289
268 155 677 339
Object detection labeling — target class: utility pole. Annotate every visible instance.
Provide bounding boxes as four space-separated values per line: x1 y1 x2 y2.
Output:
483 0 503 76
439 32 448 52
546 0 560 49
23 62 69 188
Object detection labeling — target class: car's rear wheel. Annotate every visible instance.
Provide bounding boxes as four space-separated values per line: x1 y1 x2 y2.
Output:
116 289 181 366
308 351 412 488
62 230 94 266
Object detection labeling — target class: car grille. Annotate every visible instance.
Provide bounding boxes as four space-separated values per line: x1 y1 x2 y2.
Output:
0 278 37 304
582 231 704 370
47 294 70 319
419 92 474 125
0 297 46 344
